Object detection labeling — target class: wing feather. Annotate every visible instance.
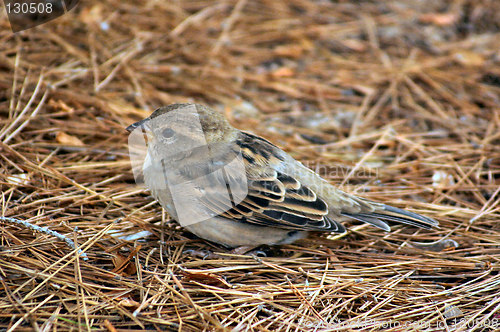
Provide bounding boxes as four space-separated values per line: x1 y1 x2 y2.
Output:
205 131 437 234
208 132 346 232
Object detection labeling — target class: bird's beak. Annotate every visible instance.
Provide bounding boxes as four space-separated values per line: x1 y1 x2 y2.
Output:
126 118 154 145
126 118 148 133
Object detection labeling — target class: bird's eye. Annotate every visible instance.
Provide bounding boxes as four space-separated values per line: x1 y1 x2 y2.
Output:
161 128 175 139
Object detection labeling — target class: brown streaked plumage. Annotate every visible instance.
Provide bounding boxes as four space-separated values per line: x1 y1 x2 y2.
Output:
127 103 438 247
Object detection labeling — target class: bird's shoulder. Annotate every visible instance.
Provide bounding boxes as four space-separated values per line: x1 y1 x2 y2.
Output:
233 131 286 169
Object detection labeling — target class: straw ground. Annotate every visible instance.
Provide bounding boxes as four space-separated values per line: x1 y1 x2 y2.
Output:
1 0 499 330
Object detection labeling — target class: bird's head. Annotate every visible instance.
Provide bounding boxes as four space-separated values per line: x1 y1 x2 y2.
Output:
126 103 236 165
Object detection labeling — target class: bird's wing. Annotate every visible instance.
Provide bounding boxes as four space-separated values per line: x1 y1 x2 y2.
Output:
222 168 346 232
200 131 437 233
200 132 345 232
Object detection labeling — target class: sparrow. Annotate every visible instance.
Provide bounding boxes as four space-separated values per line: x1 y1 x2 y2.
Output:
126 103 438 247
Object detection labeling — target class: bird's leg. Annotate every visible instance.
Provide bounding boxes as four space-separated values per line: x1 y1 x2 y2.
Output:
229 245 273 257
229 245 259 255
183 249 221 259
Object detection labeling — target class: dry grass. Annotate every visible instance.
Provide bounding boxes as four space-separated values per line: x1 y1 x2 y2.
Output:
1 0 499 330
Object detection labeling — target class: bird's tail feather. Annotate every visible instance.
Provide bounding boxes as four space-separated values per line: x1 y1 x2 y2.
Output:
342 205 438 231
